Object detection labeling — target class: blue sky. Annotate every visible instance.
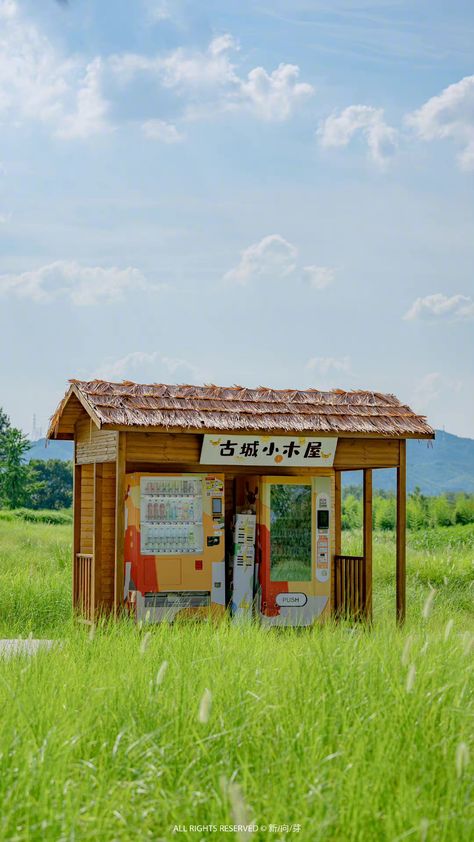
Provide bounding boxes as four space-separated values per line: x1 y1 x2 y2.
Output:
0 0 473 437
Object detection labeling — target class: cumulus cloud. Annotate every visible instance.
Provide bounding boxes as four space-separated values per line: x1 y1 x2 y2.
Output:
142 119 184 143
0 261 160 305
318 105 397 167
56 57 111 140
238 63 313 121
406 76 474 170
303 265 335 290
0 0 71 125
404 293 474 321
94 350 202 382
223 235 297 285
306 356 351 375
0 4 312 139
223 234 336 290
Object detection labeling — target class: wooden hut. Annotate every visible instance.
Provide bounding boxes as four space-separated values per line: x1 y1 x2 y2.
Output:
48 380 434 625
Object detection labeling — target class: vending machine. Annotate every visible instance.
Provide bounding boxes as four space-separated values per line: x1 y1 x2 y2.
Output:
124 473 225 622
258 476 333 626
231 513 257 622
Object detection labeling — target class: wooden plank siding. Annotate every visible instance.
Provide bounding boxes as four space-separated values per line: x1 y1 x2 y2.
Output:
114 433 126 612
98 462 116 612
397 440 407 625
76 417 118 465
79 463 94 554
125 431 401 471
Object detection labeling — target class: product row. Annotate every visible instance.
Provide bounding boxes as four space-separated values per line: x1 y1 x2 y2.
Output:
142 496 202 523
141 523 204 555
141 478 202 497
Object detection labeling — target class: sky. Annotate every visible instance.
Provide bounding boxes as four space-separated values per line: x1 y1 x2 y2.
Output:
0 0 473 438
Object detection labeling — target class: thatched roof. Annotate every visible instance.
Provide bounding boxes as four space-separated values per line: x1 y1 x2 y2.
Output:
48 380 434 439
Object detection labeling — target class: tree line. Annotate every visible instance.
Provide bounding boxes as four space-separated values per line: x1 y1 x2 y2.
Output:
343 485 474 530
0 407 72 510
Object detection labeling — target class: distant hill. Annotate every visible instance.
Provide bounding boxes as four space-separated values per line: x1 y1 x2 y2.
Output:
26 430 474 494
27 438 73 462
345 430 474 494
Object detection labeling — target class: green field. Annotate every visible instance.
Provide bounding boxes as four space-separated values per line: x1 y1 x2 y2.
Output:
0 519 473 841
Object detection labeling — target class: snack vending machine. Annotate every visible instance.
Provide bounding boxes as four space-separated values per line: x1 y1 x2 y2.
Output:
258 475 333 626
231 513 257 622
124 473 225 622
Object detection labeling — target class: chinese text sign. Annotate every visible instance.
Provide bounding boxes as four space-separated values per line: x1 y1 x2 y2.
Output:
200 435 338 467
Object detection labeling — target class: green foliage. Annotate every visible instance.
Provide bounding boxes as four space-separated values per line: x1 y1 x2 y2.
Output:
0 426 35 508
0 507 72 525
27 459 73 510
0 520 472 839
342 489 474 530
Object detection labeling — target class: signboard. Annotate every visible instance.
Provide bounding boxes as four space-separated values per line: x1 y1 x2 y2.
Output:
200 435 338 467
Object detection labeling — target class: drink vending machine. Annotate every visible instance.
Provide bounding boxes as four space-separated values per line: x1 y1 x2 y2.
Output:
124 473 226 622
258 475 332 626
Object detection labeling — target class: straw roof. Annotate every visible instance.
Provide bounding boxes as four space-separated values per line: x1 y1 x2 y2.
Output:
48 380 434 439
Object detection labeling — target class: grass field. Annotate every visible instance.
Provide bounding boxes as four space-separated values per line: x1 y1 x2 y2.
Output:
0 518 473 840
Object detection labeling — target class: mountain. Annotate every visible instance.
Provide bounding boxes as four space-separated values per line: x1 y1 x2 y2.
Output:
26 430 474 494
27 438 73 462
344 430 474 494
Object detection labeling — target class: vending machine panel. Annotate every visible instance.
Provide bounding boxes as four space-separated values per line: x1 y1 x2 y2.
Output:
258 475 333 626
124 473 225 622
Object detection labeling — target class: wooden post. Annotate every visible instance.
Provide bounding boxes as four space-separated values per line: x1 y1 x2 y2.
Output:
396 440 407 625
72 441 81 611
93 463 103 619
114 433 126 614
363 469 373 621
333 470 342 616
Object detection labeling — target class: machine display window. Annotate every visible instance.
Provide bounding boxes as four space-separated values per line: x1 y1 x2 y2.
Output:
140 477 204 555
317 509 329 529
212 497 222 516
269 484 312 582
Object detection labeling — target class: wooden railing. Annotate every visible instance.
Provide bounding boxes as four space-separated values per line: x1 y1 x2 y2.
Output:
74 553 94 620
334 555 369 621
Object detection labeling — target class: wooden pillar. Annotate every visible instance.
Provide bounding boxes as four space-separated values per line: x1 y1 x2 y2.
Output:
363 469 373 621
92 463 103 618
396 440 407 625
333 470 342 616
72 458 81 611
114 433 126 614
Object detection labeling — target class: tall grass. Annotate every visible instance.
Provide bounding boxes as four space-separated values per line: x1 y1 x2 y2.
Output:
0 520 472 840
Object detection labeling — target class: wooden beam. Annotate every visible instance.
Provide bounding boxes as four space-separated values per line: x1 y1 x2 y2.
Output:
333 471 342 616
114 433 126 614
396 440 407 625
93 463 103 618
72 458 81 611
363 469 373 622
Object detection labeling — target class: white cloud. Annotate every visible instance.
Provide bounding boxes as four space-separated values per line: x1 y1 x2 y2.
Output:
303 265 335 290
223 235 297 285
0 6 311 140
142 119 184 143
306 356 351 376
94 350 202 382
407 76 474 170
404 293 474 321
56 58 111 140
107 36 311 124
0 0 71 125
224 234 336 290
238 63 313 121
0 261 159 306
318 104 397 167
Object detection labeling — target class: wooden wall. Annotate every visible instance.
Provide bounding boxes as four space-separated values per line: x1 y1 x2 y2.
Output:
76 418 118 465
79 463 94 554
124 431 402 472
